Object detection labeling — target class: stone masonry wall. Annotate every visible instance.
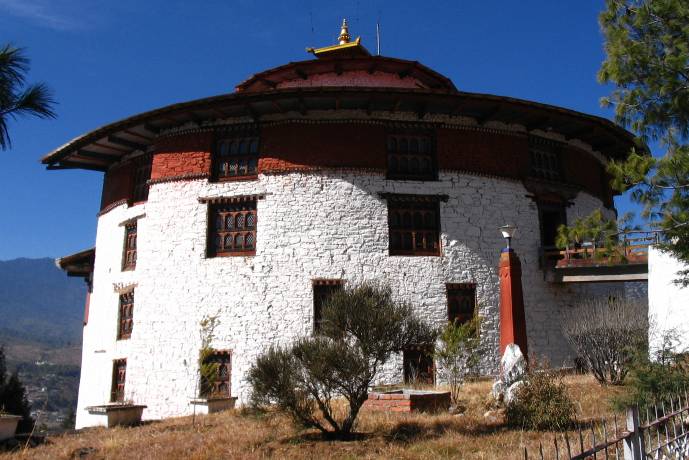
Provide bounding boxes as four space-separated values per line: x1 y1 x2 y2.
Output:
76 170 619 428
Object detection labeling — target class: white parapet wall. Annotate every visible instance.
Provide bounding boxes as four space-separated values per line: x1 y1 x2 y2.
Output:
648 246 689 354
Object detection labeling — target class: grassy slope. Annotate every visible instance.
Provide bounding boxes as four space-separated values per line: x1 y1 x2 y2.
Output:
2 375 625 460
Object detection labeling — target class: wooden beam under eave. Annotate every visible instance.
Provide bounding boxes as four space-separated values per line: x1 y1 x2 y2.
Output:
123 129 154 142
48 161 108 172
78 150 120 162
591 139 616 152
93 141 129 154
108 135 147 151
525 116 551 131
476 105 502 125
391 98 402 113
143 123 161 136
564 125 594 140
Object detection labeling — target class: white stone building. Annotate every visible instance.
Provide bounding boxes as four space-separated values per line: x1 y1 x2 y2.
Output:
648 247 689 354
47 28 644 428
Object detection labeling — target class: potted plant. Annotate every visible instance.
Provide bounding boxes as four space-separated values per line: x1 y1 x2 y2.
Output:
190 315 237 414
0 411 22 442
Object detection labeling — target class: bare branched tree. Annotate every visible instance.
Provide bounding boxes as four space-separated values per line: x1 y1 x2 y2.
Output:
562 297 647 385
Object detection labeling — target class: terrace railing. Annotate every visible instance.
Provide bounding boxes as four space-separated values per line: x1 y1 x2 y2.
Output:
525 391 689 460
540 231 660 270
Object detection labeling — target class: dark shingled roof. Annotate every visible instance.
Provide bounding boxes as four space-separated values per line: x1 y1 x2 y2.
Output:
42 57 644 172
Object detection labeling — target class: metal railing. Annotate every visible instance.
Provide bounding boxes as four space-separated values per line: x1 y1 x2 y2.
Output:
540 231 661 269
525 392 689 459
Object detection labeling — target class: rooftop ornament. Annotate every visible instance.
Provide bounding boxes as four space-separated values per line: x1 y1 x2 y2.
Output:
306 18 371 59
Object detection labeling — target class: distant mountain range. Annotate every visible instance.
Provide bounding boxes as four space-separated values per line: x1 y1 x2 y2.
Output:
0 257 85 349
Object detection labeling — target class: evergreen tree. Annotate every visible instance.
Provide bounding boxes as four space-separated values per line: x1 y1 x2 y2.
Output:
0 347 34 433
2 372 34 433
568 1 689 283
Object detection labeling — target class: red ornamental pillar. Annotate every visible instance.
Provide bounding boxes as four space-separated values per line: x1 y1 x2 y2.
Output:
499 248 528 357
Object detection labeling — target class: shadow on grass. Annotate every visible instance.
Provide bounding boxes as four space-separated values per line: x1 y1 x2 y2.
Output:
386 418 511 444
280 431 372 445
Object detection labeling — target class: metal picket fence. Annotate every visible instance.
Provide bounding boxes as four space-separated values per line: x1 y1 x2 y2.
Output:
525 391 689 459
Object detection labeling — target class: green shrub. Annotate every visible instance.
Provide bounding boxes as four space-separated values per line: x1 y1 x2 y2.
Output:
434 317 481 406
247 283 436 437
612 331 689 409
198 314 220 397
505 363 575 431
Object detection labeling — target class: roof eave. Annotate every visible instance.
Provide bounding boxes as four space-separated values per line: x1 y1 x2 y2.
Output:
42 87 642 170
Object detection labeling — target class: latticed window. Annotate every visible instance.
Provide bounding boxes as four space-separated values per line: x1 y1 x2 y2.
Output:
387 133 436 180
387 196 441 256
209 200 257 257
201 351 231 398
111 359 127 402
529 137 562 181
122 222 137 270
118 291 134 340
132 154 152 202
447 283 476 325
313 279 344 333
214 135 259 180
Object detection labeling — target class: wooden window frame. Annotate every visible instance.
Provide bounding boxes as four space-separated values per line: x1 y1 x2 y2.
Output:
384 194 443 256
403 345 435 385
537 201 567 249
312 279 344 334
131 154 153 203
529 137 563 182
386 130 437 181
207 199 257 257
117 290 134 340
446 283 477 325
200 350 232 398
111 359 127 403
212 127 260 182
122 221 137 271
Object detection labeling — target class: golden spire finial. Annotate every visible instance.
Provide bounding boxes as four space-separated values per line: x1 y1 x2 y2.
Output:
338 18 351 44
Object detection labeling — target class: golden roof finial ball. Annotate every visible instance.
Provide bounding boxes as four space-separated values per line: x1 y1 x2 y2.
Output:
338 18 351 44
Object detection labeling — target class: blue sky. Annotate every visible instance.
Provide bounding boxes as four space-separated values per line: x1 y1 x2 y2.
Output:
0 1 644 260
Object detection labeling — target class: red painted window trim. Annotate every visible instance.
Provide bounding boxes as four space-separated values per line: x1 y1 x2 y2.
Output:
111 359 127 403
122 222 137 271
386 196 441 256
312 279 344 333
117 291 134 340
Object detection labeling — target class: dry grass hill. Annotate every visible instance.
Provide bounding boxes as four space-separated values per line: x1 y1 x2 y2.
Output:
1 375 622 460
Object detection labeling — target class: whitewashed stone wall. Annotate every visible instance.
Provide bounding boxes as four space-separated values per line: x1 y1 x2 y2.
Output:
76 170 623 428
648 247 689 356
